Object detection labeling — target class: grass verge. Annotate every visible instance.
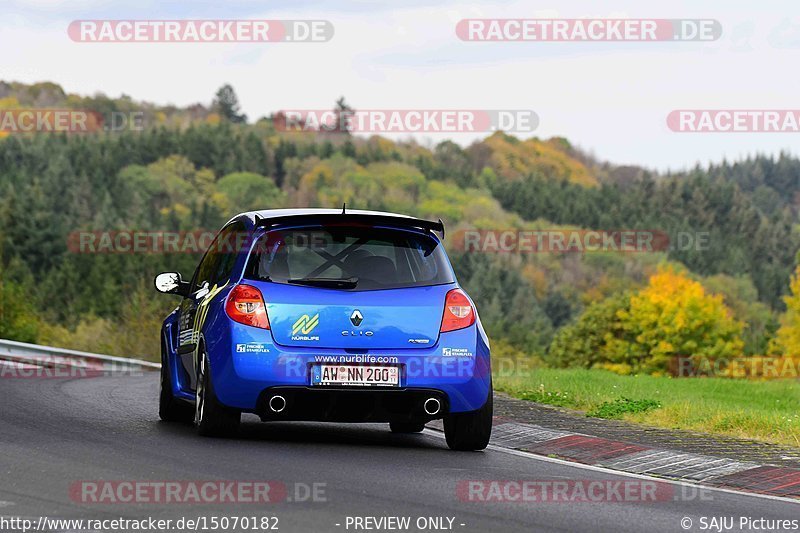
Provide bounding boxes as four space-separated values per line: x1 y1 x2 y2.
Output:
494 367 800 447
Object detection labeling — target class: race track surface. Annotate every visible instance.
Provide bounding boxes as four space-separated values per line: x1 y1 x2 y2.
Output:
0 365 797 533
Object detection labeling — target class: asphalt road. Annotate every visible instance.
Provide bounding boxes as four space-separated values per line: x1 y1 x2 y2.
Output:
0 363 798 533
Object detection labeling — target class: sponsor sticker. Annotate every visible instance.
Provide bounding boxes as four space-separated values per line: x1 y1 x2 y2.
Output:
442 348 474 358
291 314 320 341
235 343 270 354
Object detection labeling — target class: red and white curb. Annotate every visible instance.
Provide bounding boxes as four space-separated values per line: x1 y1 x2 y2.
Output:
430 418 800 499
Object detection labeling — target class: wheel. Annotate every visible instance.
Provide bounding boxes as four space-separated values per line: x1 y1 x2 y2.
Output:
443 387 493 451
159 339 193 423
390 421 426 433
195 350 241 437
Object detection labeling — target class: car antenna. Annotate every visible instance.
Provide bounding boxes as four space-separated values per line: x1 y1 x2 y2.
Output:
341 202 346 214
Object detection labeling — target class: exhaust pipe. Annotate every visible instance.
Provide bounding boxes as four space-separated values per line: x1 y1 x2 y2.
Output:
268 395 286 413
423 397 441 416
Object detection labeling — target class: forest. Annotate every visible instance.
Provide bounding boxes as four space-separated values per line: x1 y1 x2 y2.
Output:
1 81 799 371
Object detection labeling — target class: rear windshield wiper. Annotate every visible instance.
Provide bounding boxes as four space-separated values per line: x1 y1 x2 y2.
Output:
287 277 359 289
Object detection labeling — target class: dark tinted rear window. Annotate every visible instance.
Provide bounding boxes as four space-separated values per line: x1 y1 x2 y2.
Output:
245 226 454 290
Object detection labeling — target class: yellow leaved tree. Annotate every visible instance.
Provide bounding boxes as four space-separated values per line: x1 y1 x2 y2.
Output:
615 267 744 374
771 267 800 356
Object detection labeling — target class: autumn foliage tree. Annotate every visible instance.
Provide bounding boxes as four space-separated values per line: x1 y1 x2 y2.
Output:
618 267 744 373
771 267 800 355
548 267 744 374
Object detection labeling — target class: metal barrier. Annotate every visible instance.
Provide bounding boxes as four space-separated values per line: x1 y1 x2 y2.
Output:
0 338 160 371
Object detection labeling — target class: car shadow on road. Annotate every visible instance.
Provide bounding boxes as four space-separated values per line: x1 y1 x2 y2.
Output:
156 414 449 452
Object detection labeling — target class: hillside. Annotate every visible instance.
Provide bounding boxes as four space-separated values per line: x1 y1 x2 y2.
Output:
0 81 798 367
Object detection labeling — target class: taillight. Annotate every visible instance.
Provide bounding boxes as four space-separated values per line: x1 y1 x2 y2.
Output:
440 288 476 332
225 284 270 329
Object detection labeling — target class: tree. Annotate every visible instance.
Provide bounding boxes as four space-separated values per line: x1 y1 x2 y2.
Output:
0 281 39 343
212 84 247 124
703 274 776 355
333 96 354 134
618 267 744 373
547 292 632 370
217 172 284 213
771 267 800 355
546 267 744 374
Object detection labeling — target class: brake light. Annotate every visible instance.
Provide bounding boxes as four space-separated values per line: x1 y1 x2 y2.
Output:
225 284 270 329
440 289 475 332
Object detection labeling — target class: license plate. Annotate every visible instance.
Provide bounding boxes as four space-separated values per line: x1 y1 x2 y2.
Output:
312 364 400 387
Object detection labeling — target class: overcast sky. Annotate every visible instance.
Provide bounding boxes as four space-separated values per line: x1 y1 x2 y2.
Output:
3 0 800 171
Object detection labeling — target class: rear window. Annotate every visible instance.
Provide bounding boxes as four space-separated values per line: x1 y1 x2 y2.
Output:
245 225 454 290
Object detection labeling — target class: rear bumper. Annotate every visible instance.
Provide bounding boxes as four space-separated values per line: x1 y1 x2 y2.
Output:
256 387 449 422
203 319 491 415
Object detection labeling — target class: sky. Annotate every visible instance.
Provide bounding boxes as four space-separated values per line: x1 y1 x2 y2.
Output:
2 0 800 172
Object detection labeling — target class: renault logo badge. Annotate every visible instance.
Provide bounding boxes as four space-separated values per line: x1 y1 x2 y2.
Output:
350 310 363 327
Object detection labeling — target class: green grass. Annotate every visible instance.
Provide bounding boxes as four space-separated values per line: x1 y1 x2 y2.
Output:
586 397 661 419
494 367 800 447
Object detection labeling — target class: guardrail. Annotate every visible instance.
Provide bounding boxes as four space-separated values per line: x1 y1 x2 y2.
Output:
0 338 160 372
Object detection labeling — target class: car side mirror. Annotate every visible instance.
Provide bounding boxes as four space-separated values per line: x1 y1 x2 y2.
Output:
154 272 190 297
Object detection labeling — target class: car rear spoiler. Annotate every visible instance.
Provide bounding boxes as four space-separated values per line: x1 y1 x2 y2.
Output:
253 212 445 239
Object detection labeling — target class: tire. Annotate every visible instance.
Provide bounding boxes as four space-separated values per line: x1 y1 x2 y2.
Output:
443 387 493 451
390 421 426 433
195 350 241 437
159 339 193 423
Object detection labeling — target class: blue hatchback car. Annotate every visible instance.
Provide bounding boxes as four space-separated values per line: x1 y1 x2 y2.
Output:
154 208 492 450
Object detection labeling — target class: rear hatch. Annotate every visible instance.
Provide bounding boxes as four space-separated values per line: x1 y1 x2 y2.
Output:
243 222 457 349
254 281 452 349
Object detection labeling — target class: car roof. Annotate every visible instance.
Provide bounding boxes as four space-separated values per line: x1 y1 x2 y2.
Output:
233 208 445 238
